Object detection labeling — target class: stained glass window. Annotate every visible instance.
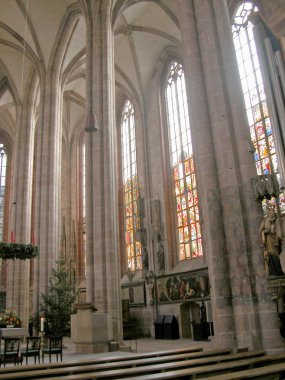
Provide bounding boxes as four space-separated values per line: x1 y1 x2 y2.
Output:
165 61 203 261
0 144 6 241
82 142 86 276
121 100 141 271
232 2 285 212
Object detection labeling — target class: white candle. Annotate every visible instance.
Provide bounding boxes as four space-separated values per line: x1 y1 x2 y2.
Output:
40 317 44 332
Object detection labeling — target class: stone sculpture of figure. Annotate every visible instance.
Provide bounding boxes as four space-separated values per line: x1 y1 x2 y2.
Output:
157 242 165 272
147 283 154 304
259 207 284 276
142 246 149 278
142 246 149 270
151 199 164 241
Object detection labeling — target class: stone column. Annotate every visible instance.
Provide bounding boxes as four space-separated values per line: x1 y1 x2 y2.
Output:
180 0 284 351
33 74 62 313
211 0 285 352
177 0 236 349
6 72 39 327
74 0 122 352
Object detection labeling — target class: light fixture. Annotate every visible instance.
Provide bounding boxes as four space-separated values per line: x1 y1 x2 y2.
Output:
85 110 99 133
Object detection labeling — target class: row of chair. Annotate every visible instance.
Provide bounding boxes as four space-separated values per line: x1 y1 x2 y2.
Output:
0 336 63 367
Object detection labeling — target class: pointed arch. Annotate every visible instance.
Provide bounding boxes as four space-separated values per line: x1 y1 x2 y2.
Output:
232 1 285 211
163 59 204 261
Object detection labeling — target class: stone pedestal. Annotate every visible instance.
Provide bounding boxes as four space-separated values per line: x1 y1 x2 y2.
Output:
266 276 285 346
71 303 114 353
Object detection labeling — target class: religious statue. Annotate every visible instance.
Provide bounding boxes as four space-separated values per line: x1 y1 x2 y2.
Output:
147 283 154 304
259 207 284 276
142 246 149 278
142 247 149 269
157 242 165 272
151 199 164 241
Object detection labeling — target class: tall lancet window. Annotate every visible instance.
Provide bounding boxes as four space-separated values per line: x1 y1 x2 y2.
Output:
0 144 7 241
232 2 285 211
82 142 86 276
121 100 141 271
165 61 203 261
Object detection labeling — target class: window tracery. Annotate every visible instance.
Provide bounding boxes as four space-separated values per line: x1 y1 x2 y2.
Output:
0 144 7 241
232 1 285 212
165 61 203 261
121 100 142 271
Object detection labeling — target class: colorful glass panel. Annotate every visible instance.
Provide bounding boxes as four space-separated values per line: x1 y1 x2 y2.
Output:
165 61 204 261
121 100 142 271
232 2 285 213
0 145 6 241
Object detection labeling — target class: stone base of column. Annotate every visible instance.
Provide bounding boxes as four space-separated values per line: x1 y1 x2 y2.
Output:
71 303 114 353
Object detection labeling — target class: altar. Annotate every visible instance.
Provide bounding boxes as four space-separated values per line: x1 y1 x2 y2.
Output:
0 328 27 352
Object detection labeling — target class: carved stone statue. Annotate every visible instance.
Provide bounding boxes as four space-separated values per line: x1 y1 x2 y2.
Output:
157 242 165 272
259 207 284 276
151 199 164 241
147 283 154 304
142 246 149 278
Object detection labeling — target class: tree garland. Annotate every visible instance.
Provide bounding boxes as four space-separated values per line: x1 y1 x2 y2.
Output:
0 242 39 260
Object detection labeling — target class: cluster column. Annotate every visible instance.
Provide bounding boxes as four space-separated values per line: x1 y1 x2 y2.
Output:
83 0 122 351
6 73 39 326
178 0 284 351
33 74 62 313
177 0 236 349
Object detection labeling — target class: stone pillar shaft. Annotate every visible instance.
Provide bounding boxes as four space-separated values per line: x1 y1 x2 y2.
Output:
84 2 122 348
33 75 62 313
6 73 38 326
177 0 236 349
179 0 284 351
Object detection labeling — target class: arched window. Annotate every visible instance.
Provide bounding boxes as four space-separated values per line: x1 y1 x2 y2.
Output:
165 61 203 261
232 2 285 211
0 144 7 241
82 142 86 276
121 100 141 271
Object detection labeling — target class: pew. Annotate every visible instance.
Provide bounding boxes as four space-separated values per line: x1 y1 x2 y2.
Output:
113 353 285 380
0 348 231 379
0 346 203 375
200 362 285 379
0 350 269 380
25 352 285 380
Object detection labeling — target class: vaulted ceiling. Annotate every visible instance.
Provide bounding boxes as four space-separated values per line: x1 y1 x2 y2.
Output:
0 0 284 148
0 0 181 147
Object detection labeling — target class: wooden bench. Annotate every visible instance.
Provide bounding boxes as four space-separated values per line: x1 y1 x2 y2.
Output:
198 362 285 379
33 353 285 380
0 346 204 375
111 353 285 380
0 350 270 380
0 349 231 379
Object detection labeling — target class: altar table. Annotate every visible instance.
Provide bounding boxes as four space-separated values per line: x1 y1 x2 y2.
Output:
0 328 27 353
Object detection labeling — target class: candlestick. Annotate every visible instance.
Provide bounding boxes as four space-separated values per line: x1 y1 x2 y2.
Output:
40 317 44 332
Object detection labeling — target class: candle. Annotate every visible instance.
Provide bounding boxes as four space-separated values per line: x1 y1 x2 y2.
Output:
40 317 44 332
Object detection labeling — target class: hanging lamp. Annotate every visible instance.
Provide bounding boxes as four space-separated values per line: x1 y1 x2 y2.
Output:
85 109 98 133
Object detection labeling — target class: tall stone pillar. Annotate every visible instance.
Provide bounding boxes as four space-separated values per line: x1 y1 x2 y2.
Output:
210 0 285 352
177 0 284 351
33 74 62 313
177 0 236 349
72 0 122 353
6 72 39 327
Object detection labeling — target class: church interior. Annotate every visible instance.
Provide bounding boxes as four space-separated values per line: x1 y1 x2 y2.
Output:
1 0 285 365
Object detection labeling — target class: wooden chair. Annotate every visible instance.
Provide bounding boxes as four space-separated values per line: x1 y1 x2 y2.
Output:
0 337 22 367
42 336 63 363
21 336 41 364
